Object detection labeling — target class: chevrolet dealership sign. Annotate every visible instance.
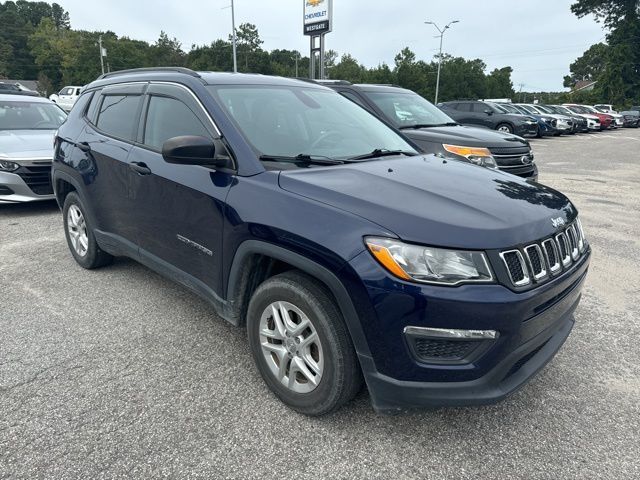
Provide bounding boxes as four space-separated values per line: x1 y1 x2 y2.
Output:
303 0 333 35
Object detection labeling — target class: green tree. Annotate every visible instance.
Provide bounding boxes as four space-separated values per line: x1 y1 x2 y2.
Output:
329 53 367 82
570 0 640 106
485 66 515 98
366 63 395 84
232 23 263 71
149 31 185 66
563 43 609 88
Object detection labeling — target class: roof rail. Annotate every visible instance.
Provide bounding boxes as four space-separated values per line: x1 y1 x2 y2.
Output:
295 78 353 85
98 67 201 80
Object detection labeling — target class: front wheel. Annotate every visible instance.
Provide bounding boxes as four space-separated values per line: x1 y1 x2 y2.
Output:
496 123 513 134
247 271 362 416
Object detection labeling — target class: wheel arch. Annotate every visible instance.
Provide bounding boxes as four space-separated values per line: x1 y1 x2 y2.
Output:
225 240 372 358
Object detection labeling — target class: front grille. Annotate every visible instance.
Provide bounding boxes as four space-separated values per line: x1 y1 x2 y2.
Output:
488 146 534 178
499 219 588 288
15 165 53 195
413 338 482 362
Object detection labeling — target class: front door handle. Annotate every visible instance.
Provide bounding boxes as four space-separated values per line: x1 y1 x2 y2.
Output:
129 161 152 175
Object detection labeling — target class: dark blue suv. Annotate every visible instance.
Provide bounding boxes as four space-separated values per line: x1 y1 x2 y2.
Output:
52 68 590 415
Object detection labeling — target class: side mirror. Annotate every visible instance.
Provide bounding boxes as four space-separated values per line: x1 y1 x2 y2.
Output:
484 109 493 116
162 135 230 168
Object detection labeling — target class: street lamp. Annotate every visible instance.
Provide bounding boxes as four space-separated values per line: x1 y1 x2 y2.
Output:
425 20 459 105
222 0 238 72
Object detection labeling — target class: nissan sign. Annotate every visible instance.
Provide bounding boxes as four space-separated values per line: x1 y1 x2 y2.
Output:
303 0 333 35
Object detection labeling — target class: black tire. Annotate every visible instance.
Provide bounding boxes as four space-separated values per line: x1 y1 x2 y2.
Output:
496 123 513 134
247 270 362 416
62 191 113 269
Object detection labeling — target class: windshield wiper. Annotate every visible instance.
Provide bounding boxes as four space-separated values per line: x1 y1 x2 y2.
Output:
348 149 417 161
399 122 458 129
259 154 344 165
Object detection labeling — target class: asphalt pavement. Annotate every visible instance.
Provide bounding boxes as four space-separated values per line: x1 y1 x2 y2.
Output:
1 128 639 479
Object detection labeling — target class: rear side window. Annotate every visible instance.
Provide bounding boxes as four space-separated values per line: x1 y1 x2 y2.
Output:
456 103 473 112
143 95 210 150
96 94 141 141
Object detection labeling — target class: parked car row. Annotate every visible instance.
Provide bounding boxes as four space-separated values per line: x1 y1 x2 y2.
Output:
439 98 640 136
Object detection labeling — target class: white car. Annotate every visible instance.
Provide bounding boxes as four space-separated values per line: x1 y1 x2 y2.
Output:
0 94 67 203
49 85 83 112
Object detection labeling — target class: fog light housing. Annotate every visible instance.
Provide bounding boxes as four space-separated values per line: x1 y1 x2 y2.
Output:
0 159 19 172
404 326 499 365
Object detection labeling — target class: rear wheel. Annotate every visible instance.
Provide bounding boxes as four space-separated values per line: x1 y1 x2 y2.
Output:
496 123 513 134
63 192 113 269
247 271 362 416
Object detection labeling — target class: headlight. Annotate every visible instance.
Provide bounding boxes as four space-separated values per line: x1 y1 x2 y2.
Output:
442 144 498 169
365 237 494 285
0 159 20 172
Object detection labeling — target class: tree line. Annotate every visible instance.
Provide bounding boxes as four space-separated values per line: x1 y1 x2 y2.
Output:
0 0 518 101
563 0 640 107
1 0 637 107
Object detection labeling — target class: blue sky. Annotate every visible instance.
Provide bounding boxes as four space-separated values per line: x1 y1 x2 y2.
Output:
55 0 606 91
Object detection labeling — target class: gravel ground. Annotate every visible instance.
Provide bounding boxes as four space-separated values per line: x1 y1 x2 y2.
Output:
1 128 639 479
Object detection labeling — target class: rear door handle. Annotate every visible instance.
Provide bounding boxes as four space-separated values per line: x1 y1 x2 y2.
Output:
129 161 152 175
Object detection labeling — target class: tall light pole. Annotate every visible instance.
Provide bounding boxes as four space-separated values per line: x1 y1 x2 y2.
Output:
231 0 238 72
425 20 459 105
223 1 238 72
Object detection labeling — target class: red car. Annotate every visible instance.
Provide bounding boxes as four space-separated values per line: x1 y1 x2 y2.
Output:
564 104 614 130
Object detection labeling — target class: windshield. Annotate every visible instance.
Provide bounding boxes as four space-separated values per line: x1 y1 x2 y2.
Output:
208 85 417 161
0 101 67 130
582 105 599 114
488 102 510 114
554 106 572 115
496 103 520 114
535 105 553 114
365 91 455 128
518 104 539 115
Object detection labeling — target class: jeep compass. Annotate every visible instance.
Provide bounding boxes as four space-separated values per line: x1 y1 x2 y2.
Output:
53 68 590 415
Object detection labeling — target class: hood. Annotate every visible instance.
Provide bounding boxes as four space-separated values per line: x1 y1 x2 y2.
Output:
576 113 600 121
504 113 536 123
402 124 530 149
0 129 56 159
279 155 575 250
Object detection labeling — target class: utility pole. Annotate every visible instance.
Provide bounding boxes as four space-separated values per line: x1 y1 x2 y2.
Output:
231 0 238 73
98 35 105 75
294 51 299 77
518 83 525 103
425 20 459 105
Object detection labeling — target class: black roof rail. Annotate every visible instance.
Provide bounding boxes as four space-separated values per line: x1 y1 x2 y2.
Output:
97 67 201 80
295 78 353 85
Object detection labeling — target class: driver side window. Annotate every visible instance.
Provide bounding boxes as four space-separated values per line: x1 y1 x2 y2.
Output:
143 95 211 151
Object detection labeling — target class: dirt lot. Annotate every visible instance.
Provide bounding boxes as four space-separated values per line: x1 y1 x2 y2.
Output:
1 128 639 479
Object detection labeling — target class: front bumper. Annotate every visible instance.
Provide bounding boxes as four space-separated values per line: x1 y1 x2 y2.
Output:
0 165 54 204
346 246 590 413
514 123 539 138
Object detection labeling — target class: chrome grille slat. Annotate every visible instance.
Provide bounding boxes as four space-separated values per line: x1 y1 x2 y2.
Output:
524 244 547 281
500 220 587 288
542 239 561 275
556 232 571 267
499 250 530 287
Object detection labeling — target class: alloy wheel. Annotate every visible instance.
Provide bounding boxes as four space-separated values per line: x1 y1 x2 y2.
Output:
67 204 88 257
259 301 324 394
